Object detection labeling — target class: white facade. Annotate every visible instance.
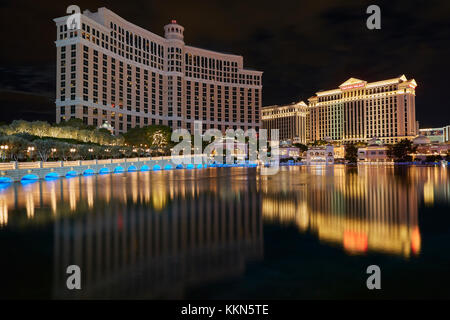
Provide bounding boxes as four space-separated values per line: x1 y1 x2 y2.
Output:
54 7 262 135
306 146 335 165
261 101 308 144
308 75 418 144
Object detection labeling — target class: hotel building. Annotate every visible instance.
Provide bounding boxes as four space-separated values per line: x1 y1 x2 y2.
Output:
419 125 450 143
308 75 418 144
53 7 262 135
261 101 309 144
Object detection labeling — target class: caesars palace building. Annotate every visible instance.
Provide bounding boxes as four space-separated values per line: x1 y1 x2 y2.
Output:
54 7 262 135
263 75 418 145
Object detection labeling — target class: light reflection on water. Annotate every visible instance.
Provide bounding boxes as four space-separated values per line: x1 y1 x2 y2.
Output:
0 165 449 299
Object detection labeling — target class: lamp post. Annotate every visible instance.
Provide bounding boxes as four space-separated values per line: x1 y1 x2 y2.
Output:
0 145 8 161
70 148 76 160
88 148 93 159
51 148 57 160
27 146 35 161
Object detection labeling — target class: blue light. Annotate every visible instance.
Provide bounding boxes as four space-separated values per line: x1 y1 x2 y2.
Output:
0 177 12 190
0 177 13 184
140 165 149 171
0 182 12 190
186 164 194 169
164 164 173 170
176 164 184 169
196 164 203 169
83 169 94 175
45 172 60 180
153 164 161 171
99 168 110 174
21 174 39 181
114 166 124 173
66 170 78 177
128 165 137 172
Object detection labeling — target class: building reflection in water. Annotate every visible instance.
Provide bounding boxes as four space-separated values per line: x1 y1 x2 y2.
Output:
0 166 449 297
261 166 448 258
0 170 262 299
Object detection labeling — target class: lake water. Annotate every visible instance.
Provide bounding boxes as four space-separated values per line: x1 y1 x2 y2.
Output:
0 165 449 299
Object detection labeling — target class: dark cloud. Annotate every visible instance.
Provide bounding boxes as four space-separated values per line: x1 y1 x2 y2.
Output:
0 0 449 127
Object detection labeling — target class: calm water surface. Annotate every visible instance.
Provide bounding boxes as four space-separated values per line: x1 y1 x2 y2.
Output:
0 165 449 299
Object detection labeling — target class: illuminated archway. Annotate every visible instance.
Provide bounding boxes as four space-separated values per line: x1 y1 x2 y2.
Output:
114 166 124 173
45 172 60 180
128 165 137 172
21 174 39 182
66 170 78 177
83 169 94 175
99 168 110 174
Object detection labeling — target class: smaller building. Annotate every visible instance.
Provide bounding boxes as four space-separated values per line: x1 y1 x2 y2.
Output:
306 145 335 165
210 137 248 162
412 136 450 161
357 138 390 162
334 145 345 160
279 147 300 160
412 135 431 146
418 126 450 143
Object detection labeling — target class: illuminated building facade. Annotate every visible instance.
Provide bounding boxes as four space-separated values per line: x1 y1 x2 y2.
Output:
306 146 335 165
419 125 450 143
308 75 418 144
358 145 390 162
261 101 308 144
357 137 390 162
53 7 262 135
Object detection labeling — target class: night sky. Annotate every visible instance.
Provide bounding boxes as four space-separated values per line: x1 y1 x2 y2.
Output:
0 0 449 127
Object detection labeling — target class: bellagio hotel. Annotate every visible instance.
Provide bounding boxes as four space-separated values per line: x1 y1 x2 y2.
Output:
53 7 262 134
263 75 418 144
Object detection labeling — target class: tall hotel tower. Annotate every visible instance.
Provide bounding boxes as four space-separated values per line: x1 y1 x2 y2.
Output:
308 75 417 144
261 101 309 144
262 76 417 145
53 7 262 134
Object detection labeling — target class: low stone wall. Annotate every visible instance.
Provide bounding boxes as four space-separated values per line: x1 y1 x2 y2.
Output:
0 155 208 182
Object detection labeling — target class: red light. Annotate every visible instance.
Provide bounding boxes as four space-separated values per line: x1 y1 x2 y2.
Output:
341 83 365 90
343 230 368 253
171 19 177 24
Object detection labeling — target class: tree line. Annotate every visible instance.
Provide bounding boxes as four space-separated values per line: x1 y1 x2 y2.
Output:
0 119 173 162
